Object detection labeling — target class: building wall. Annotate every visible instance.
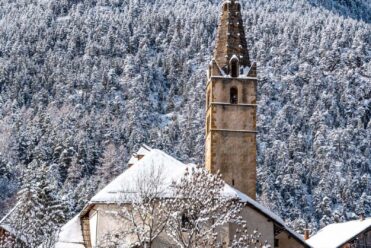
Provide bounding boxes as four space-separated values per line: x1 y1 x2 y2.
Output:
230 206 306 248
205 76 257 199
236 206 275 246
87 203 306 248
276 231 305 248
90 204 173 248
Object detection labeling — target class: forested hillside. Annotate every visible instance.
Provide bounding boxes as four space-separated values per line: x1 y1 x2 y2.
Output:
0 0 370 233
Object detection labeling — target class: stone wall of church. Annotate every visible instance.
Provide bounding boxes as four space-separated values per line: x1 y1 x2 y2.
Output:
205 77 257 199
207 130 257 199
210 78 257 105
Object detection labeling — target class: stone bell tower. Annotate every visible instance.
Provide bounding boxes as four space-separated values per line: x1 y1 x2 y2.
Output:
205 0 257 199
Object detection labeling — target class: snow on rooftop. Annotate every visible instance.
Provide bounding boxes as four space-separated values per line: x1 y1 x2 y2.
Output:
89 148 304 241
307 218 371 248
91 149 186 203
58 146 305 246
0 202 24 241
127 145 152 166
136 145 151 156
0 206 27 243
55 215 85 248
127 155 138 165
0 224 16 235
0 202 20 225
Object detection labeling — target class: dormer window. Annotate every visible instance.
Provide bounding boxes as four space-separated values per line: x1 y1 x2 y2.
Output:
230 56 239 77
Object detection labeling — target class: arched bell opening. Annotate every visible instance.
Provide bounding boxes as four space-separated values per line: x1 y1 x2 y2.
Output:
230 57 240 78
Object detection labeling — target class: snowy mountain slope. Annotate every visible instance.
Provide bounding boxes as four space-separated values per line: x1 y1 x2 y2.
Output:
0 0 370 233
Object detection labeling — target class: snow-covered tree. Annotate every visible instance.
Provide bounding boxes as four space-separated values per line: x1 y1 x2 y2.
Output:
9 160 65 247
164 166 268 248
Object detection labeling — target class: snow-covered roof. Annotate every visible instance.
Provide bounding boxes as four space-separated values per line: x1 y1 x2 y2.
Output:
137 144 151 155
0 203 28 243
0 203 19 236
55 215 85 248
0 224 16 235
90 149 186 203
127 144 151 165
0 202 19 225
307 218 371 248
58 146 307 246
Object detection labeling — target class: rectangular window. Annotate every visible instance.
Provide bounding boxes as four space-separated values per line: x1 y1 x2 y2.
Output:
274 239 279 247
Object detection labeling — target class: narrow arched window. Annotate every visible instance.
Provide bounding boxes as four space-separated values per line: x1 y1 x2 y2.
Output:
230 87 238 104
223 3 228 12
230 58 239 77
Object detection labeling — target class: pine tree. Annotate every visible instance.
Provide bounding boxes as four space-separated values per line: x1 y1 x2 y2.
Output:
10 160 65 247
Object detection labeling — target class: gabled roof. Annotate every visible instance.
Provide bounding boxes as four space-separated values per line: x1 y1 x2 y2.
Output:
0 203 19 226
90 148 186 204
0 203 26 242
57 146 308 247
307 218 371 248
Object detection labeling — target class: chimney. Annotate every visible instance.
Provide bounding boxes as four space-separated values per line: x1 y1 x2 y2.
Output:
304 229 310 240
360 213 365 221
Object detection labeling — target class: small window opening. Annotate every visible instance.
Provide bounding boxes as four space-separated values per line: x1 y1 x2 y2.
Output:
231 58 239 77
181 214 190 229
274 239 279 247
230 87 238 104
223 3 228 12
181 213 195 230
232 179 235 186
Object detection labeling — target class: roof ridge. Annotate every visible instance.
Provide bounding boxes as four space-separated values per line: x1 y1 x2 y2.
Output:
0 202 20 225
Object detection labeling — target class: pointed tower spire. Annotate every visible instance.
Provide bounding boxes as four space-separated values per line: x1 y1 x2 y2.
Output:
214 0 251 73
